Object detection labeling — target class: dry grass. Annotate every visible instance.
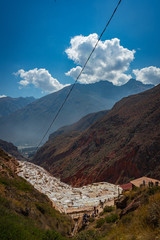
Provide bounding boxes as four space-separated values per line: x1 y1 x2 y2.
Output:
75 187 160 240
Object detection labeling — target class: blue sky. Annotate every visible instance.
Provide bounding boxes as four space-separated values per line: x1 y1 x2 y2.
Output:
0 0 160 98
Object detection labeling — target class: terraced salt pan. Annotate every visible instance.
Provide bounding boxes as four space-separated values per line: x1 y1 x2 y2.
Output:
17 161 122 213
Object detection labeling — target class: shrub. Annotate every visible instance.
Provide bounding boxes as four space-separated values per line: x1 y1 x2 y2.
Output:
147 186 160 196
145 201 160 228
35 203 46 214
75 229 99 240
0 177 10 186
12 178 33 192
43 230 65 240
88 217 94 223
96 218 105 228
121 213 133 225
105 213 118 223
0 195 10 209
103 206 114 213
99 212 104 216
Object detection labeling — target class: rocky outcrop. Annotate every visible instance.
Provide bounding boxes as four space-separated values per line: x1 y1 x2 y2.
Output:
119 195 143 218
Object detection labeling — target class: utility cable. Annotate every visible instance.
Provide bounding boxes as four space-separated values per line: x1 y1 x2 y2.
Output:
36 0 122 150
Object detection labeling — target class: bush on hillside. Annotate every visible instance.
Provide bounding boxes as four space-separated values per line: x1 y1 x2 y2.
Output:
96 218 105 228
75 229 99 240
105 213 118 223
145 201 160 228
103 206 114 213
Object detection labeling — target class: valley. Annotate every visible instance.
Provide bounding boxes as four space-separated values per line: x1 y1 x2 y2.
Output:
33 84 160 187
0 83 160 239
17 161 122 218
1 0 160 238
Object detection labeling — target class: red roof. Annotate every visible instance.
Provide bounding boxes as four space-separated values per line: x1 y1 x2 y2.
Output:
120 182 132 190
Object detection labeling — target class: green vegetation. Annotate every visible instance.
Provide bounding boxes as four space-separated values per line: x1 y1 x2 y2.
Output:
88 216 95 223
75 186 160 240
105 213 118 223
0 189 69 240
0 205 65 240
0 149 73 240
0 176 33 192
1 148 160 240
75 229 99 240
103 206 114 213
96 218 105 228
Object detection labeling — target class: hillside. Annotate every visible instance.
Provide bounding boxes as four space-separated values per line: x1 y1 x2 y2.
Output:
0 139 26 161
0 79 153 145
0 148 73 240
33 84 160 187
75 186 160 240
49 110 108 139
0 96 35 117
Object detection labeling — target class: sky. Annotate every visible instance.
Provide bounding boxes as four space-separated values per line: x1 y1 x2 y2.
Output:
0 0 160 98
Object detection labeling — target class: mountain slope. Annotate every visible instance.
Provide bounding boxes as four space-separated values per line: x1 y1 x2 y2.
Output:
0 148 73 239
0 139 26 160
49 110 108 139
33 84 160 187
76 187 160 240
0 96 35 117
0 79 153 145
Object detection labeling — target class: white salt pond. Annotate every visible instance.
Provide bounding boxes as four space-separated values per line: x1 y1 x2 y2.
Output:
17 161 122 215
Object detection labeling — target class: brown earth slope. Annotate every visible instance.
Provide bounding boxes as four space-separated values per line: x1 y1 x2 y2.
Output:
33 84 160 187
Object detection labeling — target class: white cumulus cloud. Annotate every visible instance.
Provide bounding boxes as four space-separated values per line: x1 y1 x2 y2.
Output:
65 34 135 85
0 95 7 98
15 68 69 92
133 66 160 85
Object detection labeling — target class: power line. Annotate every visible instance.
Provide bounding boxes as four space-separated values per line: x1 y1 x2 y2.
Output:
36 0 122 150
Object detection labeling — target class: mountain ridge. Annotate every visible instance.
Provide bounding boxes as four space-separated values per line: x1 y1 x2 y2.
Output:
0 96 35 117
0 139 26 161
49 110 108 139
0 79 154 145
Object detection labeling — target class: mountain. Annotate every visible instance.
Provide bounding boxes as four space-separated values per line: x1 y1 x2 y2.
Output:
0 79 153 145
0 96 35 117
33 84 160 187
49 110 108 139
0 148 73 239
0 139 26 161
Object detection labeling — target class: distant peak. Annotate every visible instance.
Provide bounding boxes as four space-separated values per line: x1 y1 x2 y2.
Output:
95 80 113 86
124 79 154 87
125 79 141 85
